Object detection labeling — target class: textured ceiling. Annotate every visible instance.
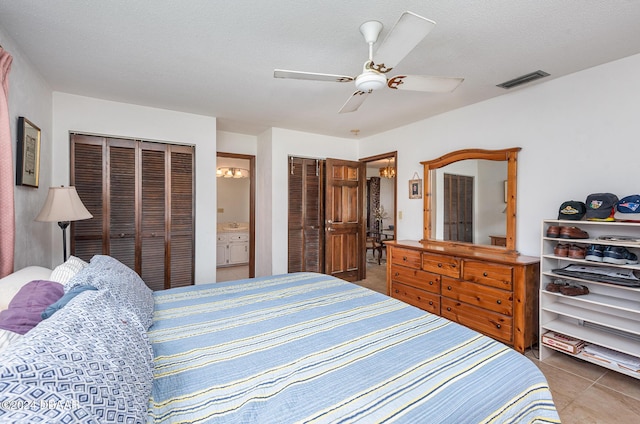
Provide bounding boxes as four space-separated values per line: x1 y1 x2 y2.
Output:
1 1 639 138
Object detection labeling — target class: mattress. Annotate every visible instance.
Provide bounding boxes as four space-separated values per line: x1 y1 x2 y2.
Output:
147 272 559 423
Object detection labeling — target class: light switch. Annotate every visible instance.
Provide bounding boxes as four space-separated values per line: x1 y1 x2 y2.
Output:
398 211 403 219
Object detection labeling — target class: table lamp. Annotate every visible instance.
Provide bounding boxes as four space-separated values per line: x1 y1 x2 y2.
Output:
35 186 92 262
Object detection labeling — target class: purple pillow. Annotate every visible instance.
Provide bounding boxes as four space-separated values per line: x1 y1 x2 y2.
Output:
0 280 64 335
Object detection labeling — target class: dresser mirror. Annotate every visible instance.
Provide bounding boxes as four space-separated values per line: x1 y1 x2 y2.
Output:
421 148 520 253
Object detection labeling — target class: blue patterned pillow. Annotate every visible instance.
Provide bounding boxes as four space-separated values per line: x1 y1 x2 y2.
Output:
0 381 98 423
65 255 154 329
0 289 153 423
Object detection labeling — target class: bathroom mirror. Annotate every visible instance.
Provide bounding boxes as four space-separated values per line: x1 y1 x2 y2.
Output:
421 148 520 254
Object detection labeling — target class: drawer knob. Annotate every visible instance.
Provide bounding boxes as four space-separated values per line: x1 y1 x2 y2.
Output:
438 263 443 268
429 281 434 285
447 286 452 290
496 324 501 329
429 301 433 305
119 233 125 238
403 256 407 261
394 272 399 277
483 272 488 277
496 300 502 304
447 307 451 311
394 289 399 294
417 296 422 301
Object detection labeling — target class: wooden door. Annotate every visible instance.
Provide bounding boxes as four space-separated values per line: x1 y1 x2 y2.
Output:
140 142 167 290
324 158 365 281
288 157 324 273
71 135 105 261
168 145 195 288
108 139 137 270
443 173 473 243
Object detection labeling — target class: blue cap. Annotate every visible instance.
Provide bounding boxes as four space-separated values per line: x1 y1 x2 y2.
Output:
614 195 640 221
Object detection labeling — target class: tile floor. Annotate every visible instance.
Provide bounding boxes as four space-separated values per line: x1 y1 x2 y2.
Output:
216 264 249 282
354 258 640 424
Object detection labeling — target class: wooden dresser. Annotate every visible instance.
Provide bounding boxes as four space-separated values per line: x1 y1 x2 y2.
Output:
386 240 540 353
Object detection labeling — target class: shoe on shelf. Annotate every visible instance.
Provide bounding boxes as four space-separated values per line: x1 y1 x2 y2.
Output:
546 226 561 238
559 226 589 239
559 284 590 296
554 243 569 257
602 246 639 265
545 280 568 292
567 244 587 259
585 244 605 262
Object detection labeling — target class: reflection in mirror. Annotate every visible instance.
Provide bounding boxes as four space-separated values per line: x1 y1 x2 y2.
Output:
422 147 520 254
432 160 507 246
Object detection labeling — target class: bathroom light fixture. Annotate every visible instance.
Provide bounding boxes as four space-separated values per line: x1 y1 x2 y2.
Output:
216 167 249 179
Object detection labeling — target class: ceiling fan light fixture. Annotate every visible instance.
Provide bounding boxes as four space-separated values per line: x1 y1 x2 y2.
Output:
355 70 386 92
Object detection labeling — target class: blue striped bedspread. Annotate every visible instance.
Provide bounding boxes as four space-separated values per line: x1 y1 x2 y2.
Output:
147 272 560 423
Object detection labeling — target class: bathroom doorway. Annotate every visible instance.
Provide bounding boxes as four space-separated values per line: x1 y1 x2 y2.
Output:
216 152 255 282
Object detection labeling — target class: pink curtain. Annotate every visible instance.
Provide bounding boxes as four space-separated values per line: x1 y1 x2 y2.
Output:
0 47 14 277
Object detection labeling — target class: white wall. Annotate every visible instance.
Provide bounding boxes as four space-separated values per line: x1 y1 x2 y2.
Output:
359 53 640 257
52 93 218 282
255 129 273 276
1 29 53 271
217 131 257 156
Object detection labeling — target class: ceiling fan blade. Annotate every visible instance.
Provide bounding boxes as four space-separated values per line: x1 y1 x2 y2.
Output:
387 75 464 92
338 91 369 114
372 11 436 73
274 69 354 82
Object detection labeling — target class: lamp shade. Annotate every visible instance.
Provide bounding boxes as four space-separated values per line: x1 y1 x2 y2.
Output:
35 186 93 222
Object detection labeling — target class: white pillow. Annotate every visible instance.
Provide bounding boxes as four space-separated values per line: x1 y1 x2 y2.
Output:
0 328 22 353
0 266 53 312
50 256 88 285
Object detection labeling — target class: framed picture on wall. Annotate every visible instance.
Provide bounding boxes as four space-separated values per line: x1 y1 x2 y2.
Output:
409 178 422 199
16 116 41 188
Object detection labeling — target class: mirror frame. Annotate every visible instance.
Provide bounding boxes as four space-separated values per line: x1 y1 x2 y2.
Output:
421 147 521 255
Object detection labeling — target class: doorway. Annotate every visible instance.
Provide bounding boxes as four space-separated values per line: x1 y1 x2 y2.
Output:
360 152 397 271
287 156 366 282
216 152 255 281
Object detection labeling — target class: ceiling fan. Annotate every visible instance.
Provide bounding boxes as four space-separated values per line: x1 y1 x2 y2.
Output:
274 11 464 114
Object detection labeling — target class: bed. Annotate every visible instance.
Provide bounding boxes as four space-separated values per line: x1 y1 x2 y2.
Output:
0 255 560 423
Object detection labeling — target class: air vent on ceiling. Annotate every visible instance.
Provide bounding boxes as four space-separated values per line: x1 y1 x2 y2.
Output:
496 70 550 89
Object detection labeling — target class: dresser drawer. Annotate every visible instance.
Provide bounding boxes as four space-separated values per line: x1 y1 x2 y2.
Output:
422 253 460 279
441 277 512 315
441 297 513 344
390 265 440 294
391 282 440 315
391 248 421 269
463 260 513 290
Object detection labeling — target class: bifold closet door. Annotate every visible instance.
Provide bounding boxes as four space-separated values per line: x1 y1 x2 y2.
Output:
70 134 194 290
140 142 166 290
288 157 324 273
168 146 195 288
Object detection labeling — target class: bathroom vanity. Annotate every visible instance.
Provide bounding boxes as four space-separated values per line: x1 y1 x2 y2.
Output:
216 223 250 267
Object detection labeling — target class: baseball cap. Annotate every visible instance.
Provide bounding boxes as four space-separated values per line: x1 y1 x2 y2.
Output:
614 195 640 221
557 201 586 220
585 193 618 221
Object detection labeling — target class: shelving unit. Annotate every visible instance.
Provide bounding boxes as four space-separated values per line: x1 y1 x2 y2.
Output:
540 219 640 379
